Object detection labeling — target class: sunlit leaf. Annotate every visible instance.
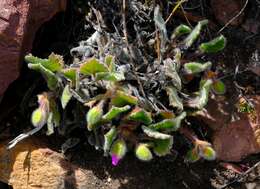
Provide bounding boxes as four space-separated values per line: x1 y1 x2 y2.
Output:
105 55 116 72
31 108 46 127
61 85 72 109
135 143 153 161
149 112 186 132
153 137 173 156
111 90 138 107
110 139 127 166
184 62 212 74
187 79 212 109
86 102 103 131
46 112 55 136
80 58 108 75
211 80 226 95
171 24 191 39
199 145 216 161
128 108 152 125
62 68 77 83
103 105 131 121
103 126 117 156
142 126 171 139
184 20 208 48
96 72 125 82
166 86 183 112
199 35 226 53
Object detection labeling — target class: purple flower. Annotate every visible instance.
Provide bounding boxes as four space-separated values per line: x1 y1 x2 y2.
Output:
111 154 120 166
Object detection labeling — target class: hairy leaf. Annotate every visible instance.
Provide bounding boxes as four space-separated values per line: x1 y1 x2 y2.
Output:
103 126 117 156
184 20 208 48
166 86 183 112
199 35 226 53
111 90 138 107
135 144 153 161
62 68 77 83
186 148 200 162
171 24 192 39
211 80 226 95
153 137 173 156
103 105 131 121
80 58 108 75
142 126 171 139
61 85 72 109
128 108 152 125
184 62 212 74
96 72 125 82
86 103 103 131
110 139 127 166
105 55 116 72
199 146 216 161
164 58 182 90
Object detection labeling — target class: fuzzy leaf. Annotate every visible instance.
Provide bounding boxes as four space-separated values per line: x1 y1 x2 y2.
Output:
103 105 131 121
186 148 200 162
199 35 226 53
86 103 103 131
62 68 77 83
128 108 152 125
154 5 167 41
46 112 55 136
153 137 173 156
135 144 153 161
171 24 192 39
149 112 186 132
211 80 226 95
96 72 125 82
184 20 208 48
80 58 108 75
110 139 127 165
111 90 138 107
103 126 117 156
61 85 72 109
166 86 183 112
142 126 171 139
184 62 212 74
164 58 182 90
105 55 116 72
31 108 47 127
187 79 212 109
28 63 58 90
199 146 216 161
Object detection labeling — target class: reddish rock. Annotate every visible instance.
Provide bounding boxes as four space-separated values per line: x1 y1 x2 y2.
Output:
211 0 245 26
199 95 260 161
0 0 66 97
0 138 91 189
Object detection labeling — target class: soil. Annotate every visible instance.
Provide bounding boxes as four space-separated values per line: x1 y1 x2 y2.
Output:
0 0 260 189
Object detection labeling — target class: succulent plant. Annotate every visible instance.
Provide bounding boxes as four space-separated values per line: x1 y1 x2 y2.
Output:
9 5 227 166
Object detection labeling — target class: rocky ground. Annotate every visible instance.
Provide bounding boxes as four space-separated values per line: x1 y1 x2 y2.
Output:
0 0 260 189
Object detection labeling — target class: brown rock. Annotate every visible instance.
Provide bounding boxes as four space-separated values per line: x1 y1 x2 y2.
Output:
0 138 90 189
211 0 245 26
0 0 66 97
199 95 260 161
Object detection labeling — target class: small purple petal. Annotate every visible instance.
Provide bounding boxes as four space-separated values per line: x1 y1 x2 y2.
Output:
111 154 120 166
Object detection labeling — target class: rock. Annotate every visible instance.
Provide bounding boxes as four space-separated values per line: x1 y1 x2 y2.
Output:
0 138 90 189
199 95 260 161
0 0 66 97
211 0 245 26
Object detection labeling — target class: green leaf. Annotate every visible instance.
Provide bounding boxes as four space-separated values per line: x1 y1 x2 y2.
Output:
46 112 55 136
164 59 182 90
153 137 173 156
103 126 117 156
28 63 58 90
184 20 208 48
86 103 103 131
142 126 171 139
184 62 212 74
135 144 153 161
171 24 192 39
80 58 108 75
110 139 127 160
211 80 226 95
166 86 183 112
199 146 216 161
128 108 152 125
199 35 226 53
149 112 186 132
105 55 116 72
62 68 76 83
96 72 125 82
111 90 138 107
31 108 47 127
61 85 73 109
187 79 212 109
102 105 131 121
186 148 200 162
